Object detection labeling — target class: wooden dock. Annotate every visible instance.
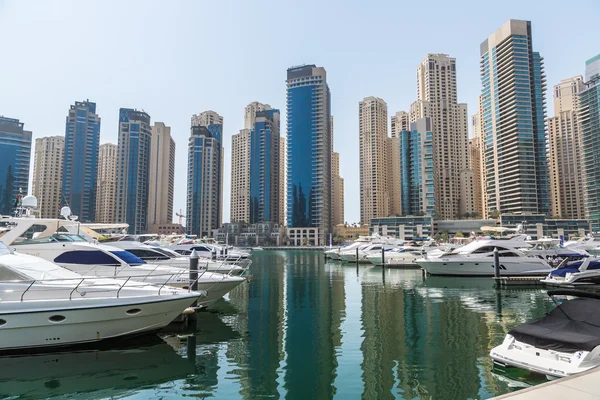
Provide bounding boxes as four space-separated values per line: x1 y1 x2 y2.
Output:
493 276 545 287
491 367 600 399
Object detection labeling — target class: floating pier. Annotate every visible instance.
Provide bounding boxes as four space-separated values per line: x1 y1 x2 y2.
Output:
493 276 544 287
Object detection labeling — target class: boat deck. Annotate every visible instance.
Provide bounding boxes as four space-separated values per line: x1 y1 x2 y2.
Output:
491 367 600 399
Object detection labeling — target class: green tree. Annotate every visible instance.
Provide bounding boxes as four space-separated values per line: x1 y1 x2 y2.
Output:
441 232 449 242
454 231 464 238
490 209 501 219
433 233 442 242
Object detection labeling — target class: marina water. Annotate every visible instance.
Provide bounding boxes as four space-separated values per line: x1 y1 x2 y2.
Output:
1 250 553 399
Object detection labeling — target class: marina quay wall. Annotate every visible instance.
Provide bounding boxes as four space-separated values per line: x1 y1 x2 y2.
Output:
369 215 592 240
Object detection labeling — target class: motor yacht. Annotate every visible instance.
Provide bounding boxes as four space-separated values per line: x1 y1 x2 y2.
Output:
339 242 398 263
99 240 247 276
167 241 251 264
540 257 600 286
367 246 425 267
416 235 554 276
0 243 202 352
324 235 373 259
491 289 600 379
4 232 244 308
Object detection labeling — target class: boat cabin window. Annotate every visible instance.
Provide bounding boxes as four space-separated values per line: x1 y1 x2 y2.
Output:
126 249 170 261
174 249 191 255
0 265 29 281
110 251 146 265
153 248 179 258
191 246 212 253
472 246 509 254
16 234 87 245
499 251 521 257
54 251 121 266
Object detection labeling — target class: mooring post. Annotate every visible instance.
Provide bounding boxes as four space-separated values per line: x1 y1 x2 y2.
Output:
188 249 199 317
356 247 359 265
493 247 500 279
381 247 385 267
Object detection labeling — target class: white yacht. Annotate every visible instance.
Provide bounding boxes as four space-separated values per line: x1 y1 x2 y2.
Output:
101 240 247 276
167 241 251 264
324 236 373 260
367 247 425 267
491 289 600 379
0 243 202 352
541 257 600 286
339 242 398 263
416 235 554 276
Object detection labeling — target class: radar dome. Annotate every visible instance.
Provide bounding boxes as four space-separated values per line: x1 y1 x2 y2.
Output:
60 206 72 219
21 195 37 208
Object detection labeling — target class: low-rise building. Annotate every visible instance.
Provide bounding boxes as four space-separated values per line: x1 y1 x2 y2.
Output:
334 224 370 240
286 227 319 246
370 216 434 240
213 222 284 246
500 214 590 240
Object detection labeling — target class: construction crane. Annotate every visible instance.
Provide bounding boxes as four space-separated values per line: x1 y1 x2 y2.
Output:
176 209 186 226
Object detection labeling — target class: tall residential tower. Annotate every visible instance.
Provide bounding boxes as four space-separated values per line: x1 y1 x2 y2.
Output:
187 111 223 237
0 117 32 215
479 19 549 216
62 100 101 222
32 136 64 218
286 65 332 245
96 143 117 223
359 97 389 224
115 108 152 234
582 54 600 230
148 122 175 232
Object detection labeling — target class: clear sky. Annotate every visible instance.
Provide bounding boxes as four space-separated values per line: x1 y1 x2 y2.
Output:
1 0 598 224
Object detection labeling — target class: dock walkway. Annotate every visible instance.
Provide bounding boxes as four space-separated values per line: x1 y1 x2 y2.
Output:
492 367 600 399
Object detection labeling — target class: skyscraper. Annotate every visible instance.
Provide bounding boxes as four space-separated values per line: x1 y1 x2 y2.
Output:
286 65 332 245
581 54 600 230
469 112 484 217
148 122 175 232
0 116 32 215
412 54 472 219
244 101 272 130
32 136 64 218
398 117 435 216
231 128 251 223
62 100 101 222
548 76 586 219
479 19 549 216
187 111 223 237
279 136 287 226
250 109 281 223
115 108 152 234
96 143 117 223
331 151 344 226
359 97 389 224
389 111 409 216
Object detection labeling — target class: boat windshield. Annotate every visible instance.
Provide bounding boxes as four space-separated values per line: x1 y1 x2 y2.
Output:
0 242 11 256
110 251 146 265
152 247 179 258
15 234 88 245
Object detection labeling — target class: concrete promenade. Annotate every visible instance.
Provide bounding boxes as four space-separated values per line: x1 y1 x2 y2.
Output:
492 368 600 399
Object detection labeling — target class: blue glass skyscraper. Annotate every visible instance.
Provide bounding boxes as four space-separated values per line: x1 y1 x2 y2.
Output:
0 117 32 215
187 111 223 237
286 65 332 245
479 20 549 216
62 100 100 222
398 118 435 217
581 54 600 231
250 109 281 224
115 108 152 234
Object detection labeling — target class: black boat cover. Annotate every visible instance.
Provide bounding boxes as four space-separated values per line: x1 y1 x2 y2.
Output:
509 298 600 353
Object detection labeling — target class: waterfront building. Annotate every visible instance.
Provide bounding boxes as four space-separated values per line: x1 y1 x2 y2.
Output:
331 152 344 226
148 122 175 233
334 223 369 240
286 227 320 246
548 76 586 219
32 136 64 218
359 96 389 224
187 110 223 237
95 143 117 223
398 117 435 216
62 100 100 222
231 103 281 225
479 19 549 215
115 108 152 234
231 128 251 223
412 53 473 219
250 109 281 224
370 215 434 240
279 136 286 226
582 54 600 231
389 111 408 216
286 65 332 245
469 112 484 217
500 214 590 240
213 222 284 246
0 116 32 215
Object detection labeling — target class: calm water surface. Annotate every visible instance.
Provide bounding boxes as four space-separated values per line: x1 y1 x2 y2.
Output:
1 250 555 400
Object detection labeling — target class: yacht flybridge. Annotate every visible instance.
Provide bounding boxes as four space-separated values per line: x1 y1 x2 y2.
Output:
0 243 203 352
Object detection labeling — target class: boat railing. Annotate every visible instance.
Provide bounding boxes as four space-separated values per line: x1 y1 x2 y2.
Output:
2 273 205 302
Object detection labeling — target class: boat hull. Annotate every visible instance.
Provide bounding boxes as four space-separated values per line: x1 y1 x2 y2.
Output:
417 258 552 276
0 295 199 351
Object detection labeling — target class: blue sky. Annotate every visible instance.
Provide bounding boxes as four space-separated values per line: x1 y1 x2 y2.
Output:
1 0 598 224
